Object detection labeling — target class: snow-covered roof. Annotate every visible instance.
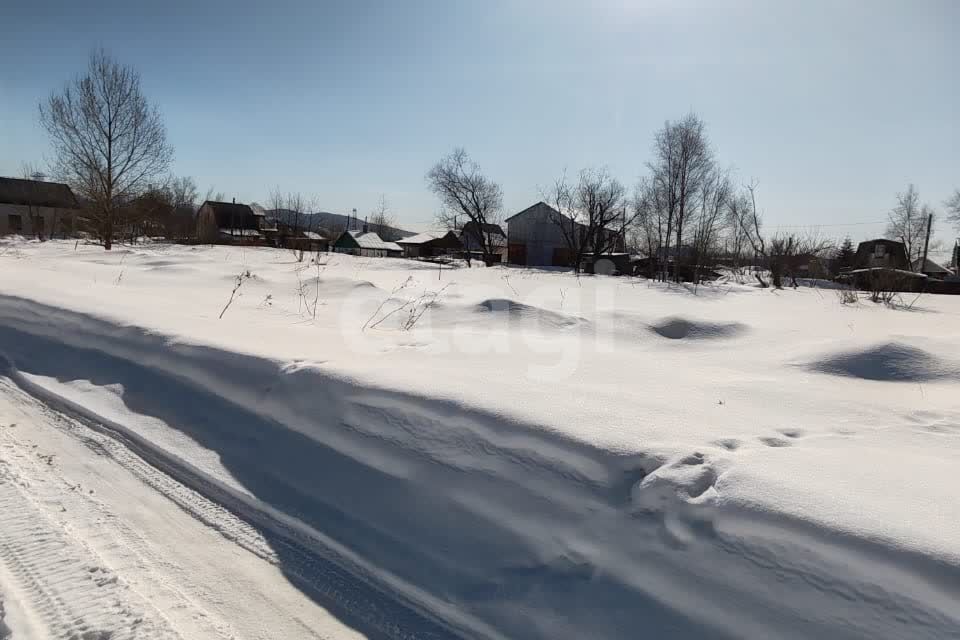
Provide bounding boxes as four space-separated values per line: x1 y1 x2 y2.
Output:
397 232 441 245
845 267 926 278
302 231 326 241
912 257 952 274
218 228 262 238
346 231 400 251
354 232 387 249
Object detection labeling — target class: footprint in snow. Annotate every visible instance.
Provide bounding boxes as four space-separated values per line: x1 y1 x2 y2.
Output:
777 428 804 439
677 452 705 466
712 438 741 451
758 436 792 448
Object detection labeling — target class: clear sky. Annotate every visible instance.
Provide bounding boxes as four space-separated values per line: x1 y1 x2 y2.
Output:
1 0 957 243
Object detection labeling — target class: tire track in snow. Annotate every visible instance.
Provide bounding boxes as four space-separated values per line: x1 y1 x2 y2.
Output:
23 390 280 568
0 373 479 640
0 460 178 640
0 392 241 640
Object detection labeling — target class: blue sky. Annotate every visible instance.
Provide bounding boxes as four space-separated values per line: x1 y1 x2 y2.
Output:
1 0 957 242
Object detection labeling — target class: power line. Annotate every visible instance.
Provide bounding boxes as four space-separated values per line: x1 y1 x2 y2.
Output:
770 220 887 229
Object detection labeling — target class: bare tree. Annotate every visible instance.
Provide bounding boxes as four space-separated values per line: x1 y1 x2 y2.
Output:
427 148 503 266
369 194 398 241
945 189 960 231
167 176 198 211
128 185 167 239
630 179 659 265
629 176 673 277
541 168 626 272
149 176 198 240
541 170 580 267
287 192 305 237
723 199 751 279
269 187 305 237
689 168 732 283
577 168 626 266
122 175 199 241
766 231 833 289
729 180 768 287
647 113 714 281
203 187 225 203
767 235 795 289
39 49 173 250
886 184 934 265
268 190 307 260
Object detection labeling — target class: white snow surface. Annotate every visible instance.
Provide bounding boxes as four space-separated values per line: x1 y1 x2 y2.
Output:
0 238 959 639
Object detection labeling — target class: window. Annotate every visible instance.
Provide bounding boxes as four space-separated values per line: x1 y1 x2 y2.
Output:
7 214 22 233
874 244 886 258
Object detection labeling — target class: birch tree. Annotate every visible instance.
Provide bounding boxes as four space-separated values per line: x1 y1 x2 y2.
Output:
690 168 732 283
647 113 714 281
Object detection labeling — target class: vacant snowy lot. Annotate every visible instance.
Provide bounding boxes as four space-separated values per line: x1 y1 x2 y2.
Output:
0 239 958 639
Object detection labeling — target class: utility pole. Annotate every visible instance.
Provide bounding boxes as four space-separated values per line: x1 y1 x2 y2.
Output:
621 204 627 252
920 212 933 273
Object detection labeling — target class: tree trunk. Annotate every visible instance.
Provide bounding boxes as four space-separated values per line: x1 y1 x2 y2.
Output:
104 213 113 250
674 227 683 283
771 266 782 289
662 212 674 283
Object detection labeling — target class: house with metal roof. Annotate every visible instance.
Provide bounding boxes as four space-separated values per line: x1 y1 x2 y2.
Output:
504 201 621 267
332 229 402 257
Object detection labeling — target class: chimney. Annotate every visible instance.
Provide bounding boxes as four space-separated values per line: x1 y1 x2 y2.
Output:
362 216 368 234
232 197 236 204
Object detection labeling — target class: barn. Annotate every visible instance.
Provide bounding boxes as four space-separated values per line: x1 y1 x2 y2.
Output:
396 231 463 259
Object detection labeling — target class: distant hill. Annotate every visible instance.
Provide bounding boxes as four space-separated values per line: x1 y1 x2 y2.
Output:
267 209 415 241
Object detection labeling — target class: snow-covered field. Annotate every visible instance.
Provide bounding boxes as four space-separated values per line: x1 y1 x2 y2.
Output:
0 238 958 639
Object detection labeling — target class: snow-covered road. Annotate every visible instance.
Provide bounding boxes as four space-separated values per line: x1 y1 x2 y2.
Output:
0 378 369 640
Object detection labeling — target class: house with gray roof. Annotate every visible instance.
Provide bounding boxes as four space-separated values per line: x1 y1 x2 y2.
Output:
505 201 622 267
0 176 80 238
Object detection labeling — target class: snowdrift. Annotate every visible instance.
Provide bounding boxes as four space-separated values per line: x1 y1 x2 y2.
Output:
1 293 959 640
807 341 960 382
648 316 748 340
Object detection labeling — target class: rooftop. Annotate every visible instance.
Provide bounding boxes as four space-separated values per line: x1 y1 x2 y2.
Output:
0 177 78 209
